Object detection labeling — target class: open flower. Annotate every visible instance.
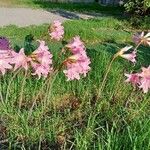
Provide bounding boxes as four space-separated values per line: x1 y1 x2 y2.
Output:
125 66 150 93
63 55 91 81
66 36 86 55
30 40 53 79
63 37 91 81
133 32 150 46
120 50 136 63
0 37 13 74
31 63 50 79
11 48 30 71
49 20 64 41
139 66 150 93
117 46 136 63
0 58 12 75
125 73 140 86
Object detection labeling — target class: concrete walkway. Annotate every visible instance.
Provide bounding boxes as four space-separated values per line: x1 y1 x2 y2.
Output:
0 7 101 27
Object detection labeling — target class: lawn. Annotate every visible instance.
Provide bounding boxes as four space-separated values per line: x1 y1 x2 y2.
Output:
0 17 150 149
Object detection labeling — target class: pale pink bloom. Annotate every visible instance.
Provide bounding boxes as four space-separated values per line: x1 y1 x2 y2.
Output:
63 67 81 81
121 51 136 63
133 32 150 46
66 36 85 55
31 40 53 65
0 58 12 75
49 20 64 41
0 37 14 74
64 37 91 81
11 48 30 71
31 63 50 79
30 40 53 79
64 54 91 81
139 66 150 93
117 46 136 63
125 73 140 86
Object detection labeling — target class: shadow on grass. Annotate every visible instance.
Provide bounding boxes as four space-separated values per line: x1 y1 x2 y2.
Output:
32 1 126 19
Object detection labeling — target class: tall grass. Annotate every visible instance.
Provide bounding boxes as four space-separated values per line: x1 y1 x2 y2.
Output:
0 18 150 149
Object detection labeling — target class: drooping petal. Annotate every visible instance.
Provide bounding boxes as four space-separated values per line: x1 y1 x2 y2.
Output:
11 48 30 71
121 51 136 63
125 73 140 86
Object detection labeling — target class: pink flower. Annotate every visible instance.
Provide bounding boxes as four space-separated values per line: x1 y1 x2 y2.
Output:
0 58 12 75
11 48 30 71
30 40 53 79
125 66 150 93
31 40 53 65
125 73 140 86
49 20 64 41
66 36 85 55
133 32 150 46
121 51 136 63
63 37 91 81
31 63 50 79
117 46 136 63
139 66 150 93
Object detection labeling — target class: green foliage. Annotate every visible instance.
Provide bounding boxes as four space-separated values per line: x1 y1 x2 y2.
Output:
124 0 150 16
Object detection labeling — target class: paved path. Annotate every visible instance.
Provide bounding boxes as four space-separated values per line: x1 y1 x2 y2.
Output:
0 7 101 27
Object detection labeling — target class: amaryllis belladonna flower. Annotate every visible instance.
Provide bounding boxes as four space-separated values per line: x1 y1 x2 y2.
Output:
30 40 53 79
49 20 64 41
0 37 13 75
0 59 12 75
63 36 91 81
133 32 150 46
139 66 150 93
125 66 150 93
117 46 136 63
11 48 30 71
125 73 140 86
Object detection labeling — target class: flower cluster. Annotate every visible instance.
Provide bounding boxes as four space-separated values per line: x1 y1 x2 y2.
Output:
49 20 64 41
125 66 150 93
30 40 53 79
0 38 53 79
0 21 91 81
63 36 91 81
123 31 150 93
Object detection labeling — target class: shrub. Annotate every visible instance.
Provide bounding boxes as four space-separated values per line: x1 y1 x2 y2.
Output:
124 0 150 16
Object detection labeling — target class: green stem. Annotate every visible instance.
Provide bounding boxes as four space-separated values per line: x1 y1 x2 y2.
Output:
19 70 27 109
97 55 117 100
5 69 21 103
27 70 58 120
134 41 142 51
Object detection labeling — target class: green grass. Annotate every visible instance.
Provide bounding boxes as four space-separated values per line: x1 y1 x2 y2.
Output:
0 18 150 149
